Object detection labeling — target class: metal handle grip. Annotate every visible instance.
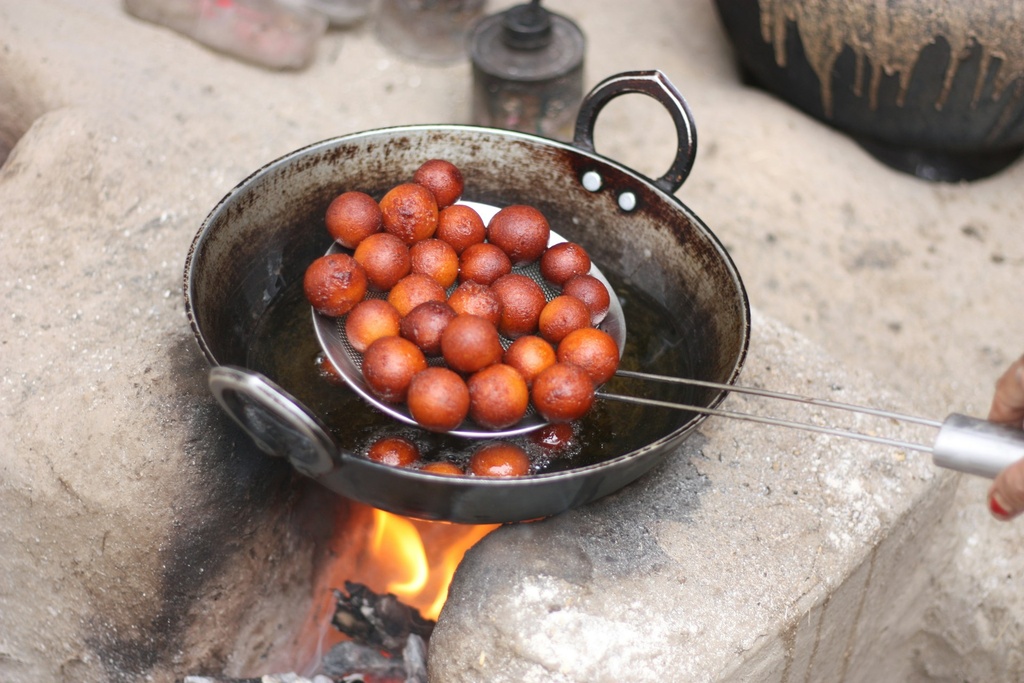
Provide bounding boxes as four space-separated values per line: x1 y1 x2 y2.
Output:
573 69 698 194
208 365 338 478
932 413 1024 478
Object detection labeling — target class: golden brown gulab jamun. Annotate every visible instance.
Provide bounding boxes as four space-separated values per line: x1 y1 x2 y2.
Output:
379 182 438 244
538 295 592 344
361 335 428 403
345 298 402 353
562 273 611 324
410 238 459 288
490 273 546 339
458 242 512 285
436 204 486 254
446 280 502 327
556 327 620 385
503 335 556 386
315 353 346 386
400 300 457 357
531 362 595 423
529 421 576 453
539 241 591 285
304 253 368 317
467 363 530 430
366 436 420 467
468 442 531 477
413 159 464 209
440 314 503 374
406 367 470 432
486 204 550 265
420 461 464 475
353 231 411 291
325 191 382 249
386 273 448 317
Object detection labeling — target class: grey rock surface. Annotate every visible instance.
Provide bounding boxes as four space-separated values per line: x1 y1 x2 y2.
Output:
1 1 1022 682
430 311 950 683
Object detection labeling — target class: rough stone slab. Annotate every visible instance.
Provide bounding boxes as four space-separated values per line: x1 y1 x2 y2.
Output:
429 310 950 682
0 1 1022 682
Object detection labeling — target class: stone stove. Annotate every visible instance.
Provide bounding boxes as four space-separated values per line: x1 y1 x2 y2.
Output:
2 2 1024 682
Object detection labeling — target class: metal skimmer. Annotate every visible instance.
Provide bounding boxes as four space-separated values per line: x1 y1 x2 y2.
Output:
312 202 1024 477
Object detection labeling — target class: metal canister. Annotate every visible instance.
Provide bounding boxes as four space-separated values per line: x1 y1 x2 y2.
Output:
468 0 586 141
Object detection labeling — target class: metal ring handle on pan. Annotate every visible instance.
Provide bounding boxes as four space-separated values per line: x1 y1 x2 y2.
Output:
573 69 697 194
208 366 337 478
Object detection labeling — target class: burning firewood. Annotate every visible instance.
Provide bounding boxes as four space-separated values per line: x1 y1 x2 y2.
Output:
330 581 434 652
321 582 432 683
182 675 333 683
183 583 432 683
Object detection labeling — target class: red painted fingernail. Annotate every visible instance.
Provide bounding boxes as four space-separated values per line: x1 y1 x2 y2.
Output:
990 493 1013 519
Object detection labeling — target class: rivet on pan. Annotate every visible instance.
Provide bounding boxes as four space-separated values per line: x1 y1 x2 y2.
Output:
618 191 637 212
581 170 602 192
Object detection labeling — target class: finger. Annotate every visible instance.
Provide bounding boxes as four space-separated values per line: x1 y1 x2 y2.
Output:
988 355 1024 427
989 457 1024 520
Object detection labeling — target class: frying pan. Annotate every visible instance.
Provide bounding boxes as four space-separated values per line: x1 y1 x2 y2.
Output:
184 70 751 523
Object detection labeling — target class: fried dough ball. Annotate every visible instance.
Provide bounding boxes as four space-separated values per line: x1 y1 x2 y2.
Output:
410 238 459 288
458 242 512 285
315 353 346 386
413 159 464 209
345 298 402 353
366 436 420 467
539 241 591 286
530 422 576 453
557 327 620 385
379 182 438 244
467 363 530 430
531 362 595 423
304 253 368 317
538 295 591 344
353 232 411 291
503 334 556 386
407 367 470 432
562 273 611 325
325 191 382 248
387 273 447 317
486 204 550 265
420 461 464 475
361 335 428 403
491 273 546 339
440 314 503 374
436 204 486 254
400 300 457 357
447 281 502 327
468 442 531 477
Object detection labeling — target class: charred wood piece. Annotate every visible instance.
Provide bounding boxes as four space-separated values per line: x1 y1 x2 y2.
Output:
330 581 434 653
321 636 427 683
321 641 403 679
182 674 335 683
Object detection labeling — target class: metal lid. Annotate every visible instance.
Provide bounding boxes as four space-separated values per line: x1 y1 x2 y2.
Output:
502 0 553 50
469 1 585 81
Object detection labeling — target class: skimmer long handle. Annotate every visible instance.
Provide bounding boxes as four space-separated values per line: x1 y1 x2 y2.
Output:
602 371 1024 479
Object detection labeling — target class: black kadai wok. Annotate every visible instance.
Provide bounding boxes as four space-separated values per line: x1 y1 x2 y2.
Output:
184 70 751 524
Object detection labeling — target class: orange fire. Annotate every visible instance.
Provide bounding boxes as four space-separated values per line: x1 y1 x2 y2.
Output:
293 501 497 671
363 505 497 620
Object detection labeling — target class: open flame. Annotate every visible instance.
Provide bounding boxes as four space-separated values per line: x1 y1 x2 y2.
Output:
367 507 496 620
294 501 498 673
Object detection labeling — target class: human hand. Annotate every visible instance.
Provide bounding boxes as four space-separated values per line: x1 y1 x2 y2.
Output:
987 355 1024 520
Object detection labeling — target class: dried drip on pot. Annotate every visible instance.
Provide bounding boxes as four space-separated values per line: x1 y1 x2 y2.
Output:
761 0 1024 116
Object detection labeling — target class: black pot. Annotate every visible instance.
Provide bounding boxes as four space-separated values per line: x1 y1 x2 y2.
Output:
184 71 750 523
714 0 1024 181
